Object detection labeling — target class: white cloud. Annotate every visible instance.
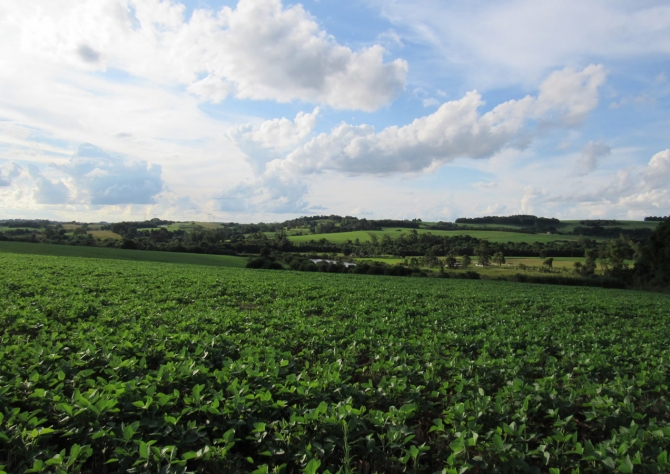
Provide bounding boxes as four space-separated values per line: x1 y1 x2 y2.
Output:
534 65 607 126
58 144 163 205
231 108 320 151
473 181 498 189
542 149 670 214
1 144 164 207
229 108 319 173
574 140 611 176
2 0 407 111
34 177 70 204
267 65 605 176
217 174 311 214
0 162 23 187
643 149 670 190
374 0 670 88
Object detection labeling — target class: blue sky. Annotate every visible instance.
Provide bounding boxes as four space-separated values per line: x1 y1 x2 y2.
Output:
0 0 669 222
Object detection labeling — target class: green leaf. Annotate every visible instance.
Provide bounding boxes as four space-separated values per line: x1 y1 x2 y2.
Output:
619 455 634 474
410 445 419 459
602 457 616 469
450 439 465 454
549 469 560 474
182 451 198 460
139 441 149 459
302 459 321 474
31 388 46 398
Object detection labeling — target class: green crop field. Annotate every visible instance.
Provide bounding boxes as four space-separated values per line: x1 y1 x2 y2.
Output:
0 241 247 268
289 228 592 245
1 252 669 473
87 230 123 240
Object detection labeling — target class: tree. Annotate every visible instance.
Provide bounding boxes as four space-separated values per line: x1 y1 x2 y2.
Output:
605 234 633 274
542 257 554 269
493 252 505 266
475 240 491 266
634 219 670 288
445 254 457 269
580 249 597 276
461 255 471 269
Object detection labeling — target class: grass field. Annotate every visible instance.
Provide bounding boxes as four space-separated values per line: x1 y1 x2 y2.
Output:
288 228 592 244
353 256 639 279
0 241 247 268
87 230 123 240
1 253 668 472
558 219 658 233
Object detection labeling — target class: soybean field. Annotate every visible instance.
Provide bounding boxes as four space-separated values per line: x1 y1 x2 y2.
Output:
1 253 669 473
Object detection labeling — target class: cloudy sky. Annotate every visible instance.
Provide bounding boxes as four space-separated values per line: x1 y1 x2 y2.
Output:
1 0 669 222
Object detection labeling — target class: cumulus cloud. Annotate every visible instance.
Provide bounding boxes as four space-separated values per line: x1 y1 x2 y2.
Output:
5 0 407 111
534 65 607 126
229 108 319 172
59 143 163 205
0 162 23 186
643 149 670 190
34 177 70 204
217 175 310 214
546 149 670 213
231 108 319 150
574 140 611 175
267 65 606 176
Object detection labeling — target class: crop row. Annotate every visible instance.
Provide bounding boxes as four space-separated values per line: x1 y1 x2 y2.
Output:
1 253 669 473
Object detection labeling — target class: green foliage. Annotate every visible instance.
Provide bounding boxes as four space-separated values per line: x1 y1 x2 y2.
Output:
1 253 669 473
635 219 670 289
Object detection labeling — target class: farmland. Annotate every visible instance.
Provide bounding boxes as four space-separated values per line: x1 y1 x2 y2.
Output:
287 229 590 245
1 252 669 473
0 241 247 268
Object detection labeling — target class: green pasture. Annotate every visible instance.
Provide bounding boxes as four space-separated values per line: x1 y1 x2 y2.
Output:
355 257 405 265
0 241 247 268
353 255 637 278
558 219 658 233
288 228 593 244
86 230 123 240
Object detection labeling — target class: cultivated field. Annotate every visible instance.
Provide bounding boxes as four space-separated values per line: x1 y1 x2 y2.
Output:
1 252 668 473
86 230 123 240
0 241 247 268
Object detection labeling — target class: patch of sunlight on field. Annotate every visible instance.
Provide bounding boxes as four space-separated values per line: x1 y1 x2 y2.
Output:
87 230 122 240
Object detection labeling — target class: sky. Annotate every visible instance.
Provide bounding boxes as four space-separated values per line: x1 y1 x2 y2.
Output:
0 0 669 223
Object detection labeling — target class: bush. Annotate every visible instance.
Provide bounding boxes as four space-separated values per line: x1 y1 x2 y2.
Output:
246 257 283 270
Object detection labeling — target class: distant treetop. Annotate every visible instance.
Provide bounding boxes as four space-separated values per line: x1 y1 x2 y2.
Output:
579 219 620 226
454 215 560 227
